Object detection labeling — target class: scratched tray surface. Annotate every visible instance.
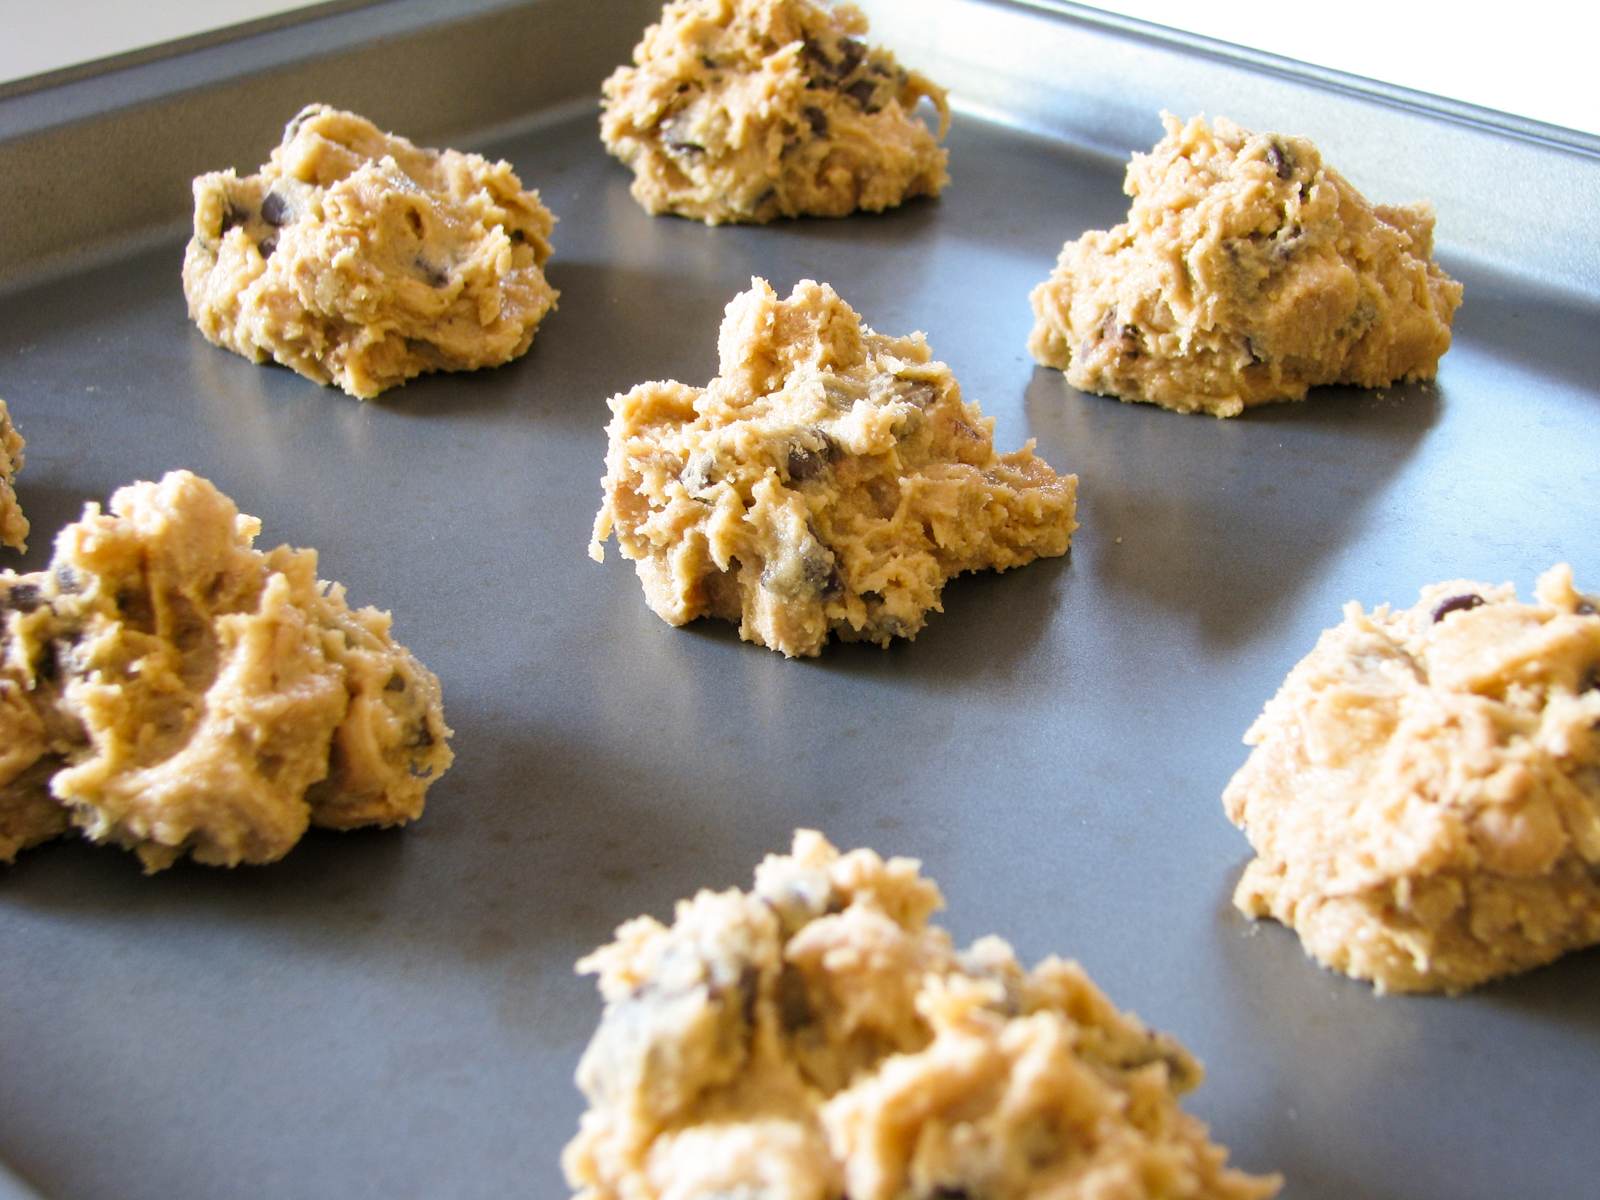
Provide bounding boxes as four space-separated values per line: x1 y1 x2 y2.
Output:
3 39 1600 1200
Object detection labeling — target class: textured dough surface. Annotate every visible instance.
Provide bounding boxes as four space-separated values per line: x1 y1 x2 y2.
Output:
0 399 27 552
601 0 949 224
183 104 558 399
589 277 1078 657
1225 566 1600 993
1028 113 1463 417
564 830 1280 1200
0 470 453 871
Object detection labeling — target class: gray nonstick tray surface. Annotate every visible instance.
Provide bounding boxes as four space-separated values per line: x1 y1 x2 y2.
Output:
2 2 1597 1198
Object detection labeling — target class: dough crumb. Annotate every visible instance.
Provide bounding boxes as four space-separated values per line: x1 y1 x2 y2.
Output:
601 0 950 224
0 470 453 871
1029 113 1463 417
590 277 1078 657
1225 565 1600 992
183 104 558 399
564 830 1281 1200
0 399 27 552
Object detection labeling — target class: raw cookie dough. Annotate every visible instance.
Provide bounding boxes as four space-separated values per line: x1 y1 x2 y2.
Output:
1225 566 1600 993
564 830 1280 1200
600 0 950 224
1028 113 1464 417
183 104 558 399
589 277 1078 657
0 399 27 552
0 470 453 871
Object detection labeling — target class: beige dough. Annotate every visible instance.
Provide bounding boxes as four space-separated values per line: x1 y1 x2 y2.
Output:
183 104 558 399
564 830 1281 1200
601 0 949 224
1225 566 1600 993
589 277 1078 657
0 470 453 871
1029 114 1464 417
0 399 27 552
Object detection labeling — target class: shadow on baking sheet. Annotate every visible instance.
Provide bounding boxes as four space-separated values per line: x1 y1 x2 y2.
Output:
1024 367 1442 651
1474 942 1600 1030
0 714 715 979
1447 260 1600 400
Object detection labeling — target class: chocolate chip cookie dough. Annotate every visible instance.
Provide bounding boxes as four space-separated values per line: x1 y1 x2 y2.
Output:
564 830 1280 1200
183 104 558 399
0 470 453 871
589 277 1078 657
1225 566 1600 993
0 399 26 552
1029 114 1463 417
600 0 950 224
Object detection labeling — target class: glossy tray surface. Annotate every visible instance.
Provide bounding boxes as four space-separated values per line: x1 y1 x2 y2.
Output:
1 3 1597 1198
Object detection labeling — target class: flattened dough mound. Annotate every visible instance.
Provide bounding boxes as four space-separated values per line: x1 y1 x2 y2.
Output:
183 104 558 399
1029 113 1464 417
589 277 1078 657
601 0 949 224
0 399 26 552
564 830 1280 1200
1225 566 1600 993
0 470 453 871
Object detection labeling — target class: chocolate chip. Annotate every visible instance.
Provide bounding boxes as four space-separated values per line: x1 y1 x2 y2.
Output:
257 235 278 259
801 549 838 596
803 106 829 136
385 672 407 693
509 229 527 245
259 191 289 226
836 38 866 77
1265 140 1295 180
738 965 760 1032
844 79 880 111
6 582 41 613
415 258 448 288
1431 593 1485 623
786 444 829 482
661 113 704 156
777 966 812 1032
35 641 57 682
682 451 717 491
700 55 718 69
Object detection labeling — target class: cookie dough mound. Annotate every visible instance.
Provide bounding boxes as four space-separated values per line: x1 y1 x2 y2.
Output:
183 104 558 399
589 278 1078 657
601 0 950 224
0 399 27 552
1225 566 1600 993
0 471 453 871
1028 113 1464 417
564 830 1280 1200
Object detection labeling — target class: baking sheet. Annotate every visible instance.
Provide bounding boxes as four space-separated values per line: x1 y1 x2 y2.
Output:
2 3 1598 1198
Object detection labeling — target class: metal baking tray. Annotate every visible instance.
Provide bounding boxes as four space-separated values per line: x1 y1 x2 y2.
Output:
2 2 1596 1197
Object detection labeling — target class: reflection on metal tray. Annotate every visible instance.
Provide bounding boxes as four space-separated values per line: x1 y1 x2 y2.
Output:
1 1 1597 1197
